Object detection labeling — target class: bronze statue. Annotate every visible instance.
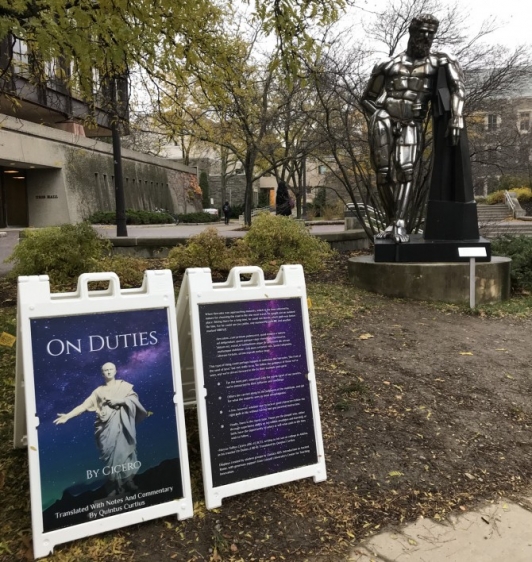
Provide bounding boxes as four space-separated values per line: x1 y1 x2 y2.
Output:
361 14 466 243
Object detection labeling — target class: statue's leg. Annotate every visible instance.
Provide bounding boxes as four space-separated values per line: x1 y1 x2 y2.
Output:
368 111 395 237
392 123 420 243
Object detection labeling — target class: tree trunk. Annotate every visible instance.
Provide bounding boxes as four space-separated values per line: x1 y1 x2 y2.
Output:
244 176 253 226
244 151 256 226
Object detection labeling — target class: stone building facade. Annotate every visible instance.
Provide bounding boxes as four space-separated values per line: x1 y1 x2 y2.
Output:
0 115 199 227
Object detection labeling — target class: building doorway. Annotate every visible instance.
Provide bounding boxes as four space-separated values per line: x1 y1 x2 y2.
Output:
1 168 29 227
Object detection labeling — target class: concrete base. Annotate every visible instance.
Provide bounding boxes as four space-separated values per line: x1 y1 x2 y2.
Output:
315 229 370 252
348 255 511 304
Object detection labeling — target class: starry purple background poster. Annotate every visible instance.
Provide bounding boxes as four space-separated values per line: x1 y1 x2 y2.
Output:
199 298 317 488
30 308 183 532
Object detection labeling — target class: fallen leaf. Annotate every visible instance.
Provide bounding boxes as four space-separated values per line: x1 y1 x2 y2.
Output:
388 471 404 477
408 538 418 546
0 332 16 347
359 333 374 340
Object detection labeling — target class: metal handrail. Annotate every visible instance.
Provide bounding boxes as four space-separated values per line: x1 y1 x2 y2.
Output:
504 190 516 215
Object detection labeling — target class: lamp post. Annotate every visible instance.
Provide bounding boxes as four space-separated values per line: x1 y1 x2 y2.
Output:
111 76 127 237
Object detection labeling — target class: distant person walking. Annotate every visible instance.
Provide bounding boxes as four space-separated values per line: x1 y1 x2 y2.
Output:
275 181 292 217
222 201 231 224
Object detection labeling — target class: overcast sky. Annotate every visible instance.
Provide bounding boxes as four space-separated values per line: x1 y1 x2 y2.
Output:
350 0 531 51
461 0 532 49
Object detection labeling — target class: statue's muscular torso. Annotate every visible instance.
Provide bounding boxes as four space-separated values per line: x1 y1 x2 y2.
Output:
362 52 464 127
381 54 438 122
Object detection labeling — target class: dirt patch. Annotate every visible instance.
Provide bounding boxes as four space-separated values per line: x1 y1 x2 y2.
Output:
3 257 532 561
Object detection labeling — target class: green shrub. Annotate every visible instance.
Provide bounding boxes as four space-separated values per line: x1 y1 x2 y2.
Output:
498 176 530 191
87 210 116 224
486 190 505 204
127 209 176 224
239 214 334 274
313 188 327 217
177 212 219 223
167 227 237 273
97 255 148 288
200 171 210 208
229 203 245 219
7 223 112 285
321 200 344 220
511 187 532 203
486 187 532 206
492 235 532 292
88 209 176 224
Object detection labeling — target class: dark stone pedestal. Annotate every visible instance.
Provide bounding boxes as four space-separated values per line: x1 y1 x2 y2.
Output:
374 234 491 263
424 200 480 240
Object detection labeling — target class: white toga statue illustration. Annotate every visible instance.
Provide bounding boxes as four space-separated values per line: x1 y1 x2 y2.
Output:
54 362 147 495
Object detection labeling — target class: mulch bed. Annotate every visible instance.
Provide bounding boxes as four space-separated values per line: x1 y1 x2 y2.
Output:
2 254 532 561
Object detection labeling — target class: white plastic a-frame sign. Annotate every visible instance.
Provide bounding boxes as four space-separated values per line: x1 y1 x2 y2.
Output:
176 265 326 509
14 271 193 559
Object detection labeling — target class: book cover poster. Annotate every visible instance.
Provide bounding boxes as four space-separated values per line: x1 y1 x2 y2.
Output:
199 298 318 488
30 308 183 533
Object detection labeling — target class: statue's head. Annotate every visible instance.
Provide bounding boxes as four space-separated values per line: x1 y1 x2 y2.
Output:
408 14 439 58
101 362 117 381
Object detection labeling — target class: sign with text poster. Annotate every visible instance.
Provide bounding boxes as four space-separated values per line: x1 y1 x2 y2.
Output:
177 265 326 508
14 271 193 560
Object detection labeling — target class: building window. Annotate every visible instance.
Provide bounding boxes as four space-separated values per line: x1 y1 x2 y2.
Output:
12 38 29 76
487 114 498 132
519 112 530 132
318 165 327 175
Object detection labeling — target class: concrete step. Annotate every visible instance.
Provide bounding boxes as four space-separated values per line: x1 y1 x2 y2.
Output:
477 204 512 221
480 224 532 237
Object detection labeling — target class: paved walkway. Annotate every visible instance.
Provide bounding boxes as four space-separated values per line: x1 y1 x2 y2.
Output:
0 229 22 276
349 496 532 561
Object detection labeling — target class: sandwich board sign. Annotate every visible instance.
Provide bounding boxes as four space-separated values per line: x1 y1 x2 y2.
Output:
14 271 193 559
176 265 326 509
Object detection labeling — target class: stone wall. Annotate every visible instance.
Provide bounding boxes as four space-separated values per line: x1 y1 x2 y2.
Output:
209 175 248 209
